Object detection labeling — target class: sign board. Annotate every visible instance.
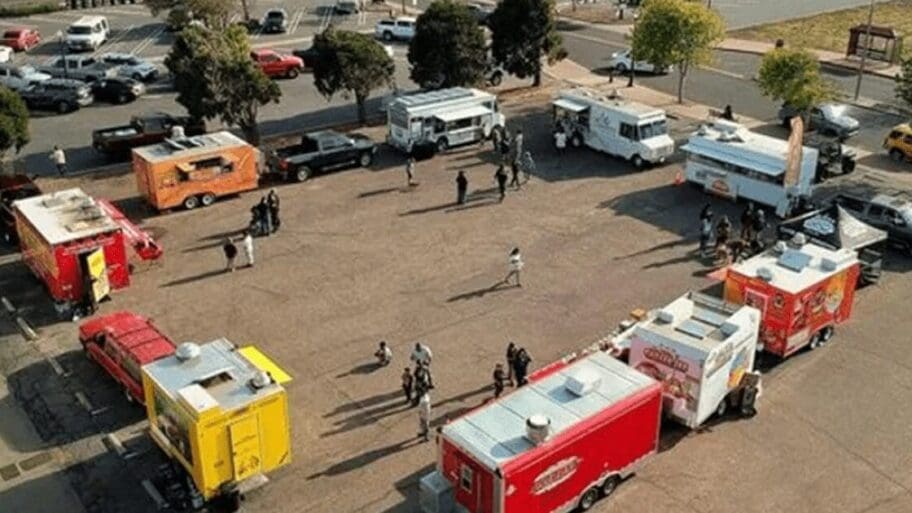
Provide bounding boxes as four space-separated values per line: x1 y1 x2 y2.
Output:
87 248 110 302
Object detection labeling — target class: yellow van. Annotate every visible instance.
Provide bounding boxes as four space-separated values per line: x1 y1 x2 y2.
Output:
884 124 912 163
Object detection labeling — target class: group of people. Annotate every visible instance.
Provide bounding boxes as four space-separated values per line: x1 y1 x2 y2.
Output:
699 202 767 265
250 189 281 237
222 231 255 272
374 341 436 441
493 342 533 398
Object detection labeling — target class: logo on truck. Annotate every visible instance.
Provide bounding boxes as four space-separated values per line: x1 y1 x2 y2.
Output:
532 456 580 495
642 347 689 373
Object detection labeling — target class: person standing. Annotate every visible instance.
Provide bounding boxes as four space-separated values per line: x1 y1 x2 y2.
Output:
715 216 732 250
417 392 432 442
411 342 433 388
520 151 535 183
505 342 518 386
494 165 508 202
50 146 67 176
242 230 255 267
700 214 714 257
699 203 713 223
740 202 755 241
504 247 523 287
456 171 468 205
405 157 416 187
554 127 567 156
375 341 392 366
401 367 414 405
267 189 281 232
512 129 524 170
258 197 273 236
499 131 511 164
513 348 531 386
222 238 238 272
752 208 767 248
493 363 507 398
413 362 430 405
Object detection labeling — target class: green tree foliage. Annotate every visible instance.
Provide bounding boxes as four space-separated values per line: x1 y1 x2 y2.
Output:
165 25 280 145
408 0 488 89
0 86 29 159
146 0 237 29
312 28 395 125
631 0 724 103
896 58 912 109
757 47 835 112
489 0 566 86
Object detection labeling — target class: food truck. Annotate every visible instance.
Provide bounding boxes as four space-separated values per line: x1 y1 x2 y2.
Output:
142 338 292 510
552 87 675 168
627 291 761 428
133 131 260 212
420 351 661 513
723 235 860 358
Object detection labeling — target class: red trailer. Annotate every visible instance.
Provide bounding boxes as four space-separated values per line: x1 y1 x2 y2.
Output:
420 351 661 513
723 238 860 358
13 188 160 314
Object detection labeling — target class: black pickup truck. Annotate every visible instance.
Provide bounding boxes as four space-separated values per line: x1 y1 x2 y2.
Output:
92 113 206 158
267 130 377 182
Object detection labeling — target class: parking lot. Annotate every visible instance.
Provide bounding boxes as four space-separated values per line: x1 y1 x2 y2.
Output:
2 85 912 513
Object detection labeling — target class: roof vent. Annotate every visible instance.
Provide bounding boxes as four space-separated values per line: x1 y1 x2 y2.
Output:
756 267 774 282
791 232 807 247
564 368 602 397
719 321 739 337
525 415 551 445
820 257 837 272
175 342 201 362
772 240 788 254
657 310 675 324
171 125 185 139
249 370 273 390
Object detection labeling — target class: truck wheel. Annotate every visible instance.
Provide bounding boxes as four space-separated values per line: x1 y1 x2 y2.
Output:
200 193 216 207
124 386 134 404
820 326 834 343
57 100 71 114
286 67 299 79
294 166 311 182
631 154 645 169
488 71 502 87
601 476 620 497
808 332 822 350
615 63 628 73
715 398 728 417
436 138 448 153
383 31 393 41
117 92 129 104
358 152 373 167
183 195 200 210
578 487 599 511
890 149 906 162
132 72 144 81
570 133 583 148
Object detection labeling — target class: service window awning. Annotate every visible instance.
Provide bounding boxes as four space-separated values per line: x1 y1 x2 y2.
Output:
553 98 589 113
434 105 492 123
239 346 293 384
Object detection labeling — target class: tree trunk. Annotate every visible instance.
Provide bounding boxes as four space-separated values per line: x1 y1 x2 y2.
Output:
533 63 541 87
677 63 687 104
241 105 260 146
356 94 367 125
240 0 251 21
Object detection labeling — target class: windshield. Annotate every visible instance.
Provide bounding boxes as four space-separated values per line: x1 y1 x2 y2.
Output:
266 11 284 18
820 103 846 118
67 26 92 35
19 65 35 75
638 119 668 139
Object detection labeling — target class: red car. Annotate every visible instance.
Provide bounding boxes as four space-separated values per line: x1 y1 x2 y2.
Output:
2 28 40 51
251 48 303 79
79 311 176 404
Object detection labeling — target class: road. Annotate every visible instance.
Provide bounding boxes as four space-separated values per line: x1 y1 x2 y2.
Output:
558 22 906 155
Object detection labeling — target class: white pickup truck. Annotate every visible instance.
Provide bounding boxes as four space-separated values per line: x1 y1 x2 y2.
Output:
375 17 416 41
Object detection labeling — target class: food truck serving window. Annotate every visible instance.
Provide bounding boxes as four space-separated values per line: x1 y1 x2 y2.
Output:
460 465 473 492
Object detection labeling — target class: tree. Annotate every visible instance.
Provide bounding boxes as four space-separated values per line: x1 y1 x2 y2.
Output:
312 28 395 125
165 25 280 145
757 47 835 113
408 0 488 89
489 0 566 86
146 0 237 29
0 86 28 160
631 0 724 103
896 58 912 109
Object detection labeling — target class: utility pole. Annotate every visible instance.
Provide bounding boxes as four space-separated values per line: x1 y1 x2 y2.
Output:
628 11 639 87
853 0 875 101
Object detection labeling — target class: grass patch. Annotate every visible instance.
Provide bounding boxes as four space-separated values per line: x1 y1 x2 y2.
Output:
558 4 633 25
732 0 912 60
0 2 61 18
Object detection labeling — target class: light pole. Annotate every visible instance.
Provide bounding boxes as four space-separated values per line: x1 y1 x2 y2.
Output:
853 0 875 101
628 11 639 87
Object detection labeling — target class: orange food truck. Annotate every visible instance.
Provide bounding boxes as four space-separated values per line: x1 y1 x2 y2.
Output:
132 131 260 212
723 235 860 358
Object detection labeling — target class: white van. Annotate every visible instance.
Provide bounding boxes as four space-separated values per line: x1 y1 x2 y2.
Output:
553 87 674 168
66 16 110 52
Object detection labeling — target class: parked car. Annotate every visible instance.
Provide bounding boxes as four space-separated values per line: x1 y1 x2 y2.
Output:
262 8 288 33
778 102 860 140
334 0 359 14
92 112 206 158
883 123 912 163
38 55 118 82
65 15 110 52
79 311 176 404
832 192 912 255
91 77 144 104
0 174 41 245
1 27 40 51
251 48 303 79
606 49 670 74
267 130 377 182
467 3 494 25
20 78 93 113
0 63 50 92
101 52 159 82
0 46 10 63
375 17 416 42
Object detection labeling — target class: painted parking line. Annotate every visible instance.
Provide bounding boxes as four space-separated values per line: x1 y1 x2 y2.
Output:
131 25 166 56
93 24 136 56
289 10 305 34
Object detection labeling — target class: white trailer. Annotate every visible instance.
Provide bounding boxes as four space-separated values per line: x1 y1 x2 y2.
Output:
627 291 761 428
681 120 819 217
386 87 505 154
552 87 674 168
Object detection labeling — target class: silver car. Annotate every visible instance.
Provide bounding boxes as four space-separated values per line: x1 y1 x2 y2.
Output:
778 103 860 140
0 63 51 92
101 52 160 82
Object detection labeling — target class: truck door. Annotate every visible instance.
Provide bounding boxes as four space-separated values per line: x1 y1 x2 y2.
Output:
454 460 493 513
228 415 263 481
81 247 110 305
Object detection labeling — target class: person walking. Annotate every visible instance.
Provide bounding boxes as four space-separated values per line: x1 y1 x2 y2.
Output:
499 131 511 164
401 367 414 405
417 391 432 442
267 189 281 232
752 208 767 249
700 203 713 223
699 213 714 257
554 127 567 156
493 363 507 398
222 238 238 272
504 247 523 287
715 216 732 250
505 342 518 386
375 341 392 366
456 171 468 205
405 157 416 187
740 202 755 241
258 197 273 236
413 362 430 406
242 230 255 267
520 151 535 183
50 146 67 176
513 348 531 386
411 342 433 388
494 165 508 202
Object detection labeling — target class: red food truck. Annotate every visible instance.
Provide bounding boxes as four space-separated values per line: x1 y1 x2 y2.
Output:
13 188 161 316
420 351 661 513
723 236 860 358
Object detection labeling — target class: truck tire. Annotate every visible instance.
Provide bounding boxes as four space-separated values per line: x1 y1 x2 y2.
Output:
570 133 583 148
383 31 393 41
183 195 200 210
286 67 299 79
200 193 216 207
436 137 449 153
294 166 311 182
890 149 906 162
820 326 834 343
358 152 373 167
578 487 599 511
117 92 129 104
488 71 502 87
57 100 71 114
132 72 144 81
631 154 645 169
715 397 728 417
615 63 628 73
808 331 822 350
601 475 620 497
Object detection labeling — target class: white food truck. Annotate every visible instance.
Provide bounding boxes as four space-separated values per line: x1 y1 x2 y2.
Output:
552 87 675 168
386 87 505 154
627 291 761 428
681 120 819 217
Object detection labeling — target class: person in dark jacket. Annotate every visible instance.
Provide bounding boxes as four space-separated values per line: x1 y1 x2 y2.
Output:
505 342 518 386
456 171 468 204
267 189 281 232
513 348 531 386
494 165 508 202
493 363 507 398
740 202 755 241
222 238 238 272
401 367 414 405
